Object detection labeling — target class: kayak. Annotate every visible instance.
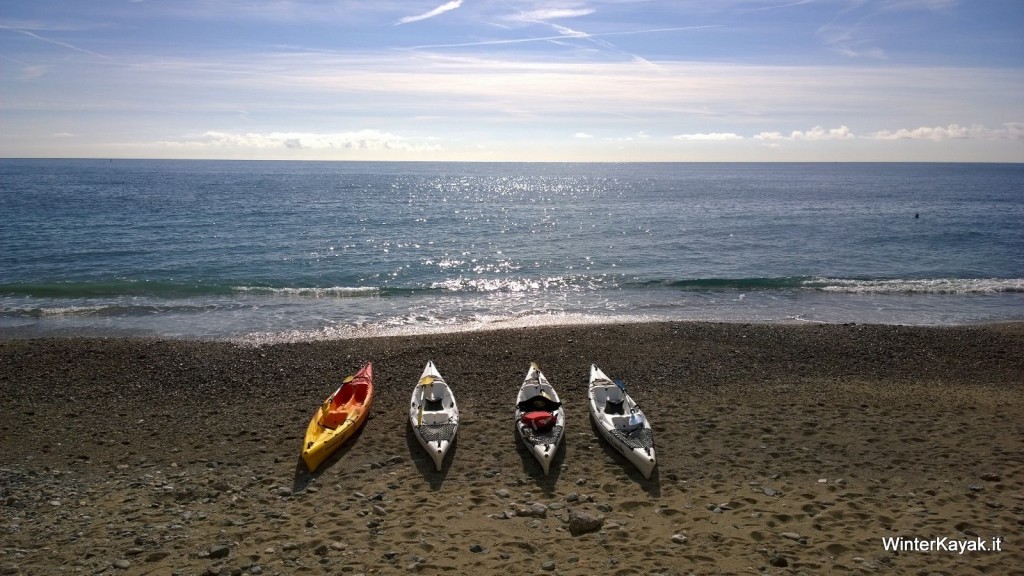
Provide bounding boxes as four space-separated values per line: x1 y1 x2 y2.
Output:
514 362 564 475
301 363 374 472
409 361 459 471
588 364 656 479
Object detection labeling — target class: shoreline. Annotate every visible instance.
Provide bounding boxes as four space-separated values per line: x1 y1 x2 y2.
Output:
2 321 1022 575
4 313 1024 346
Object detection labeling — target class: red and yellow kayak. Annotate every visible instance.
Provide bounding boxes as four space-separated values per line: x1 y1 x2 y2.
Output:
301 363 374 472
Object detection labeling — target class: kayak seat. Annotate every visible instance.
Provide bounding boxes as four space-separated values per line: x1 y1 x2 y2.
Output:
602 385 625 415
420 411 450 426
321 409 348 429
424 397 445 412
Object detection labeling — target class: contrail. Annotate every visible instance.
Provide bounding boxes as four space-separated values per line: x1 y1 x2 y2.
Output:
404 25 720 50
2 25 113 61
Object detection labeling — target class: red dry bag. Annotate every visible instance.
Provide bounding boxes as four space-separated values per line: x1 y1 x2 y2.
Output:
521 411 556 431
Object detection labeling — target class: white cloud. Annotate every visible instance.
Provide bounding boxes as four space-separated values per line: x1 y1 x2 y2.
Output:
754 125 855 141
793 125 855 140
574 132 594 139
397 0 463 25
869 123 1024 141
673 132 744 141
157 130 443 152
871 123 976 141
6 39 1021 161
996 122 1024 140
674 123 1023 146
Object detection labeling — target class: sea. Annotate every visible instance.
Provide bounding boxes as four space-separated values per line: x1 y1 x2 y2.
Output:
1 159 1021 344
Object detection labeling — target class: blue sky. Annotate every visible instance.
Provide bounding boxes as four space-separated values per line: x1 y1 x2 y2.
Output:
2 0 1022 161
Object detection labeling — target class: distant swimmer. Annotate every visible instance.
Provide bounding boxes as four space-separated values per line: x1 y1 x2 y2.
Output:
915 213 919 218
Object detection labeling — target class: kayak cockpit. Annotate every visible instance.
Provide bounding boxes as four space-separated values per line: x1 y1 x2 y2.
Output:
517 394 561 413
320 380 370 429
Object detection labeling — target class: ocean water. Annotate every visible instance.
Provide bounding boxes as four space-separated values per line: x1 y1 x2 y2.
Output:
1 159 1021 343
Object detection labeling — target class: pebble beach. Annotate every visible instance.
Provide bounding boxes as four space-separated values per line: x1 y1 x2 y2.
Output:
2 321 1022 575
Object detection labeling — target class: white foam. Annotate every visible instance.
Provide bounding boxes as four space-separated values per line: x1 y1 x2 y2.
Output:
36 305 107 317
231 286 380 297
810 278 1024 294
234 311 654 346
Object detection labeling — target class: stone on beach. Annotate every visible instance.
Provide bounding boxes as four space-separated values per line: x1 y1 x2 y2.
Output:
515 503 548 518
567 509 604 535
208 544 230 559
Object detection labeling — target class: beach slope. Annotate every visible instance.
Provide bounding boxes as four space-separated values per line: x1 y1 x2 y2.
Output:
2 322 1022 575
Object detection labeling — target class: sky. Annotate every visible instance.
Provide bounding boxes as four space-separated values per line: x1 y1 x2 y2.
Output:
1 0 1022 162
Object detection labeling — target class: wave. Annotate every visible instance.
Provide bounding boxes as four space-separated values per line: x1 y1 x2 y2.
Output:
805 277 1024 295
233 275 1023 297
637 276 1024 294
232 286 381 297
0 280 234 298
632 277 811 290
0 280 383 299
3 303 227 319
2 275 1020 303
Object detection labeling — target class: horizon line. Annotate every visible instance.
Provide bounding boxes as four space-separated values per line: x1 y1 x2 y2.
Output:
2 157 1021 165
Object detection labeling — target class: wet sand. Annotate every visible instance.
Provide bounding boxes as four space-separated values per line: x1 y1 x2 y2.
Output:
2 321 1022 575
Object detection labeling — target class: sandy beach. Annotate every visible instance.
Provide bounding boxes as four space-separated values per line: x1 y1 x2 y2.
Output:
2 322 1022 575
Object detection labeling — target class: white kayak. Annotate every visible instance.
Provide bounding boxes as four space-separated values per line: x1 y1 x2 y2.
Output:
409 361 459 471
514 362 565 475
588 364 656 479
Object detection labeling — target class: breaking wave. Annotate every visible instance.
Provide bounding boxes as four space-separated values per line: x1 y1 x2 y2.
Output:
637 276 1023 295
